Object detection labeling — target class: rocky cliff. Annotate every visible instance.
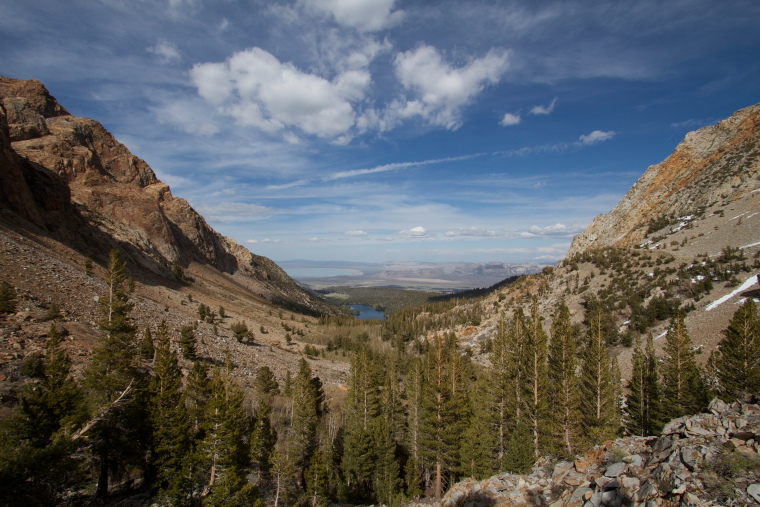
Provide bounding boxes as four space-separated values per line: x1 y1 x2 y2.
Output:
568 104 760 257
0 76 334 316
431 399 760 507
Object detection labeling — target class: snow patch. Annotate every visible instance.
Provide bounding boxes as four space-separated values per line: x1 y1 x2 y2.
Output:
705 275 759 311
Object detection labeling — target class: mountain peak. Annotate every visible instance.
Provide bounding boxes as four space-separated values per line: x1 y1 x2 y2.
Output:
568 103 760 257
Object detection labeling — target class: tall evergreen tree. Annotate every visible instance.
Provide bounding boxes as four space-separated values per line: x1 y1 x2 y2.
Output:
485 314 515 471
548 301 581 456
200 367 250 498
418 334 459 500
341 348 380 498
459 374 496 479
660 313 707 418
82 250 147 498
149 321 191 495
579 309 619 444
626 333 662 436
714 299 760 402
523 299 550 458
290 359 321 487
250 400 277 475
185 360 211 438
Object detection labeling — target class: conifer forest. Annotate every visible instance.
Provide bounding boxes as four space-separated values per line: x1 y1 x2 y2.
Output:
1 250 759 506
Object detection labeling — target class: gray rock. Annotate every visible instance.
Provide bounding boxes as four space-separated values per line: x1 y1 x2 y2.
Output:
621 476 640 491
634 480 658 502
709 398 730 415
680 446 700 472
605 461 627 477
748 483 760 504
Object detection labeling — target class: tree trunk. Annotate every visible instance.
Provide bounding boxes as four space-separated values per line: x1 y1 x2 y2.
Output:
95 449 109 498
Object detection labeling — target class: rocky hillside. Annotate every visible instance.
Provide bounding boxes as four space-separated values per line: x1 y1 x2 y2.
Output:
0 76 334 317
568 103 760 256
428 398 760 507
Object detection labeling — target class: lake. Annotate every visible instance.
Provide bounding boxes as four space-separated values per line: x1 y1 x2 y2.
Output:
348 304 386 320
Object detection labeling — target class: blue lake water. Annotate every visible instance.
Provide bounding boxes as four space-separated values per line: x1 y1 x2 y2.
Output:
349 304 386 320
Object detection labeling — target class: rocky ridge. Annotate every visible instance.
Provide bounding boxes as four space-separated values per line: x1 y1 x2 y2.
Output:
430 399 760 507
568 104 760 257
0 75 334 317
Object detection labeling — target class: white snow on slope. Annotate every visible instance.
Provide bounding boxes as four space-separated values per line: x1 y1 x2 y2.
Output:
705 275 759 311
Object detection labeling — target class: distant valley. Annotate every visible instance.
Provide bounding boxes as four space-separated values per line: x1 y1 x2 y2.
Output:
279 259 543 291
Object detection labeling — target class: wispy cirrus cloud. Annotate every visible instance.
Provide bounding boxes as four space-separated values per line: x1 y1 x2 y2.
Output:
579 130 617 145
300 0 404 32
530 97 557 115
446 227 500 238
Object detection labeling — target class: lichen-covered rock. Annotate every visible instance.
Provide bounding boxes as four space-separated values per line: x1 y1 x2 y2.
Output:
428 399 760 507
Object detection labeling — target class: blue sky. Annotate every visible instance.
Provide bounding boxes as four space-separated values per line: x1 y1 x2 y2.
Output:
2 0 759 265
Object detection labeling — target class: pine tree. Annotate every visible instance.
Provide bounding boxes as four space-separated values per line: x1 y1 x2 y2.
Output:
341 348 380 498
139 325 155 361
418 334 459 500
579 309 619 444
459 374 496 478
403 357 424 496
254 365 281 399
149 321 191 495
185 360 211 438
179 324 196 360
485 314 515 471
714 299 760 402
0 280 17 315
82 249 146 498
371 418 401 505
660 313 707 418
523 299 550 458
290 358 320 487
15 324 85 447
502 421 534 474
271 450 298 507
200 367 250 496
626 333 662 436
548 301 581 456
250 400 277 475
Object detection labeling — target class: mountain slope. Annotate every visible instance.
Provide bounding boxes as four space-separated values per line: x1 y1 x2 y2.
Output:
569 103 760 256
0 76 334 317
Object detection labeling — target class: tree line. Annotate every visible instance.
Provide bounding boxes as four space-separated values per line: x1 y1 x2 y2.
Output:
0 251 758 506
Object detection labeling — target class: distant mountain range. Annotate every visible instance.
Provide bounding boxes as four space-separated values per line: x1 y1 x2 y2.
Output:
279 259 544 291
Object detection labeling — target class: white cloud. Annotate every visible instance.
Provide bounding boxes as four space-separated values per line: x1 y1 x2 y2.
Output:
445 227 500 238
190 47 371 140
248 238 281 244
301 0 404 32
324 154 481 182
345 230 368 237
394 45 510 130
399 226 434 239
530 97 557 115
579 130 617 145
147 39 181 64
500 112 521 126
520 223 584 238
